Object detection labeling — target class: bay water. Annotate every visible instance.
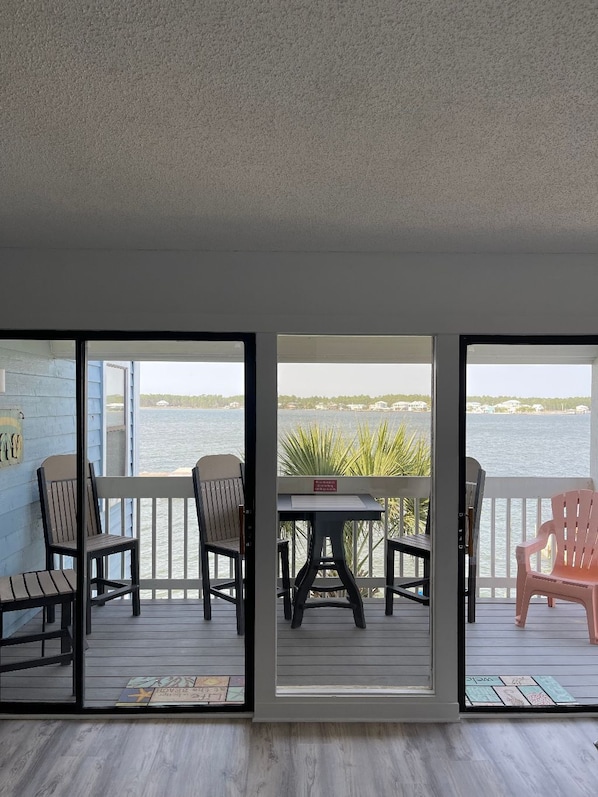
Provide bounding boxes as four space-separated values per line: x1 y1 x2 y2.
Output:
139 407 591 478
138 408 591 588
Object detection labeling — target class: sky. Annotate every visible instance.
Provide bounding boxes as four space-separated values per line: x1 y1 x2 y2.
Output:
466 365 591 398
139 362 592 399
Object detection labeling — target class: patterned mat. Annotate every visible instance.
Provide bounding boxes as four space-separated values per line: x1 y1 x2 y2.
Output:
116 675 245 707
465 675 577 707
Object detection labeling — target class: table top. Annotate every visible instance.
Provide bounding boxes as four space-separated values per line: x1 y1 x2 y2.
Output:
277 493 382 521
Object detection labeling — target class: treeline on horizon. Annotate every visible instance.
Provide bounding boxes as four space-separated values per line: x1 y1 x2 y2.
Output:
140 393 591 411
140 393 242 408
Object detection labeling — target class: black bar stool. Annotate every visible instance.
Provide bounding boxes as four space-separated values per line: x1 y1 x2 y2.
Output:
0 569 76 675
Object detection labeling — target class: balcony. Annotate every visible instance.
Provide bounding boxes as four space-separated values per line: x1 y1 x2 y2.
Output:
2 474 598 706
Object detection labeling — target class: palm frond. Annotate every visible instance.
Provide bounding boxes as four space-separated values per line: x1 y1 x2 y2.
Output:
279 424 356 475
280 420 432 579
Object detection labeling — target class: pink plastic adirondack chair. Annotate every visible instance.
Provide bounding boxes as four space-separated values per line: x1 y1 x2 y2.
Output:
515 490 598 644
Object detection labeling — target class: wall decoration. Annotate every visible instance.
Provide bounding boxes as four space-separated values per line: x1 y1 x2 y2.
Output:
0 409 24 467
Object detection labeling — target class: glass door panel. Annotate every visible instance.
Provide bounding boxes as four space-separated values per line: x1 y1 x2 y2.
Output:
276 335 433 693
83 338 251 711
464 340 598 711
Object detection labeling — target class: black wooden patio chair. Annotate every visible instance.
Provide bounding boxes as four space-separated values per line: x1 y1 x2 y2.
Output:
385 457 485 621
192 454 292 636
0 569 76 680
37 454 140 634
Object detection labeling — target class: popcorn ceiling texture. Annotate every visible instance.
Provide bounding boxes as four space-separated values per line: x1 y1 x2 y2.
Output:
1 1 596 252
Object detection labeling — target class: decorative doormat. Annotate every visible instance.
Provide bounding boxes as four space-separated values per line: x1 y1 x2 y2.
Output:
116 675 245 707
465 675 577 707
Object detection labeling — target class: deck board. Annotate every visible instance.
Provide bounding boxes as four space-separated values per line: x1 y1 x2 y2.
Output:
1 597 597 706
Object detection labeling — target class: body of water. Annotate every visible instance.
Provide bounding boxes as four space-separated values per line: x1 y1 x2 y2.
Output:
139 407 591 478
137 408 591 591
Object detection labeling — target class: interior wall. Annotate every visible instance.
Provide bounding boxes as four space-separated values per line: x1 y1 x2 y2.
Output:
1 251 597 334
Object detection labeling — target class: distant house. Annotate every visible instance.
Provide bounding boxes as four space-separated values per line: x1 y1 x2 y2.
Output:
369 401 389 411
408 401 429 412
495 400 521 413
156 400 169 406
576 405 590 414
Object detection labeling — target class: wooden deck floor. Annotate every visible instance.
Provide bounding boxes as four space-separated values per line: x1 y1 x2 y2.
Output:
1 597 597 707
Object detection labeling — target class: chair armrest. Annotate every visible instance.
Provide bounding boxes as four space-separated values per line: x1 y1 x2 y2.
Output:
515 520 554 564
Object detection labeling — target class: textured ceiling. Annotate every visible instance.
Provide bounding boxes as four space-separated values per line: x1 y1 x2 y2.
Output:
1 1 596 252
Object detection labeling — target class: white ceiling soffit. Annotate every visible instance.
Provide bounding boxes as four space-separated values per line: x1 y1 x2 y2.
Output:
51 336 432 362
50 340 246 362
50 338 598 364
2 2 597 253
467 344 598 365
278 335 432 363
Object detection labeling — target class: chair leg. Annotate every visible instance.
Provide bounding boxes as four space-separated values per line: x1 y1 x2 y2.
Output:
278 540 292 621
60 598 72 659
422 555 430 600
131 544 141 616
585 587 598 645
515 562 527 619
515 582 533 628
86 553 93 635
234 554 244 636
200 548 212 621
46 552 56 624
467 557 477 623
96 557 105 597
385 542 395 615
41 605 46 657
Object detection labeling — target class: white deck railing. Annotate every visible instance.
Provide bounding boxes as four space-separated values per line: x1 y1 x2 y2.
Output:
95 474 594 599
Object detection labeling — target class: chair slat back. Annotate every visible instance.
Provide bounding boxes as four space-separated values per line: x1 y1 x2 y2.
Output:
465 457 486 557
38 454 102 547
551 490 598 573
193 455 244 545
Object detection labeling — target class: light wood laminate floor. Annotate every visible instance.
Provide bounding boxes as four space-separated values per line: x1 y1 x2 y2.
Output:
1 716 598 796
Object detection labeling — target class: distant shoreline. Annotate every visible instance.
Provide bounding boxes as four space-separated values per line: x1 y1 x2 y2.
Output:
140 406 590 416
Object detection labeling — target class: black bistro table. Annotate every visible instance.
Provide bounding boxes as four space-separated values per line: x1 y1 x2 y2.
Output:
277 493 383 629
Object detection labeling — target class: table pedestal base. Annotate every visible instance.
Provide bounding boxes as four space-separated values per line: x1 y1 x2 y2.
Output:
291 520 366 629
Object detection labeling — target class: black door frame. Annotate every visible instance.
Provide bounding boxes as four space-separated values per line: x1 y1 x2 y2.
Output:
458 333 598 715
0 330 256 716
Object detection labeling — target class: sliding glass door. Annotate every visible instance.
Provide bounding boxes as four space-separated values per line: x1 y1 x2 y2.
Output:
276 335 434 695
461 336 598 713
0 334 256 714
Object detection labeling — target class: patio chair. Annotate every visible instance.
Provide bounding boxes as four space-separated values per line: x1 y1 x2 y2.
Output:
192 454 292 636
515 489 598 644
0 569 76 677
463 459 486 622
385 457 485 621
37 454 140 634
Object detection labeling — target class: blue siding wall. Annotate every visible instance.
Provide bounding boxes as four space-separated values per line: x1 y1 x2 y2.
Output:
0 343 101 635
